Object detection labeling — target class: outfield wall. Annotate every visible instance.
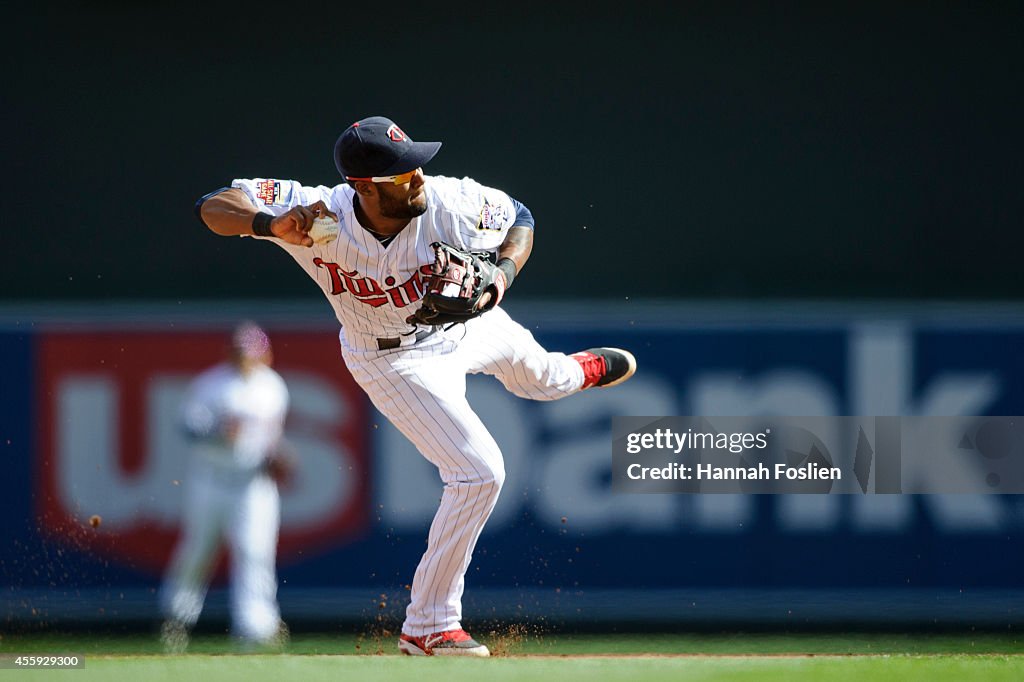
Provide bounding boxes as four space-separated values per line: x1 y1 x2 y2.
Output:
2 301 1023 627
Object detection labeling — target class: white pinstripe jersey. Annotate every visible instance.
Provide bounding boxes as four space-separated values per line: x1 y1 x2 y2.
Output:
231 176 519 352
181 362 289 473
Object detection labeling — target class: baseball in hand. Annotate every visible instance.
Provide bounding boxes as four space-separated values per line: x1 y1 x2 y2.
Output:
309 217 340 246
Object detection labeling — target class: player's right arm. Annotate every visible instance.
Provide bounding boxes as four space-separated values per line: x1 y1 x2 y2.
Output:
196 187 335 248
179 371 236 445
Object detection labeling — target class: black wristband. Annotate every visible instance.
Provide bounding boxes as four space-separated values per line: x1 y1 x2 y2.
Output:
252 212 274 237
496 258 518 288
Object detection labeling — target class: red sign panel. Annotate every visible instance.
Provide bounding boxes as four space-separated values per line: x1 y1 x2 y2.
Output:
36 330 370 576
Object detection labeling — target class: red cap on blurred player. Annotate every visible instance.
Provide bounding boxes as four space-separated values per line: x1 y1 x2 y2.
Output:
231 322 271 360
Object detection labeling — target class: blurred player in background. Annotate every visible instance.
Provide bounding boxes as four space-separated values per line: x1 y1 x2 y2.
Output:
159 322 294 652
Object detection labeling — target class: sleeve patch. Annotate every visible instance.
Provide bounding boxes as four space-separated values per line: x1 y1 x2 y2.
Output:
255 179 283 206
476 197 510 231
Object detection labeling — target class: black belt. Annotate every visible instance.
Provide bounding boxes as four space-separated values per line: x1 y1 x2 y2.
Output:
376 327 438 351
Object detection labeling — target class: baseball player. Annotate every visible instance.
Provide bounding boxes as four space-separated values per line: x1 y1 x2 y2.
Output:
195 116 636 657
159 323 292 652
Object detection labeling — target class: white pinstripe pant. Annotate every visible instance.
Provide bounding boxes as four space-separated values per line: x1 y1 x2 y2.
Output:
160 463 281 641
343 307 585 636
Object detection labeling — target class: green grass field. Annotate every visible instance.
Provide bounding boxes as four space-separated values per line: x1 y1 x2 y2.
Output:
2 632 1023 681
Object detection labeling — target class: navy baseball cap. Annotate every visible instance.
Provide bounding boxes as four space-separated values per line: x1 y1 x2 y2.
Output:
334 116 442 181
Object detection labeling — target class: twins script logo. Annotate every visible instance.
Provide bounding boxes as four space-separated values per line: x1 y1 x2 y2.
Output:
313 258 434 308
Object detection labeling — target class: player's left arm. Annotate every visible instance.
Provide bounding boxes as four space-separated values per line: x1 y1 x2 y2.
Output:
478 196 534 309
494 196 535 278
263 375 296 487
442 177 535 308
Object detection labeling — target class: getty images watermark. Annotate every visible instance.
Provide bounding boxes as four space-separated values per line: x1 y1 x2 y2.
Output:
612 417 1024 494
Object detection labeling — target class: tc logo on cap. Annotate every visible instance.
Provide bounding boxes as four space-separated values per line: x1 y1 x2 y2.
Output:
387 124 407 142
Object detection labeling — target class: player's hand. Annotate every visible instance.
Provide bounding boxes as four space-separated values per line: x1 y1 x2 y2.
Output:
220 416 241 444
270 201 338 247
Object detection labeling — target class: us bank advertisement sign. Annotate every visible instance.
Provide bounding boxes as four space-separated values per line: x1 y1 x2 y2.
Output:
2 309 1024 611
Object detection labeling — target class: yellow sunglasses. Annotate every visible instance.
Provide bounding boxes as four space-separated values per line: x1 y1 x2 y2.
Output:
345 168 419 185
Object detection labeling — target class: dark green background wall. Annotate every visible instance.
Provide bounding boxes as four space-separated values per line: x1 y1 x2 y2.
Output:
5 2 1022 300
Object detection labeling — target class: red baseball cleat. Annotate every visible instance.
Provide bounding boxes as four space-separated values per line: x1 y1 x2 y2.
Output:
398 629 490 656
571 347 637 389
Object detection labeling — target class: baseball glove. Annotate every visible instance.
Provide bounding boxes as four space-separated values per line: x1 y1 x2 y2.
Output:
263 438 298 489
407 242 506 326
